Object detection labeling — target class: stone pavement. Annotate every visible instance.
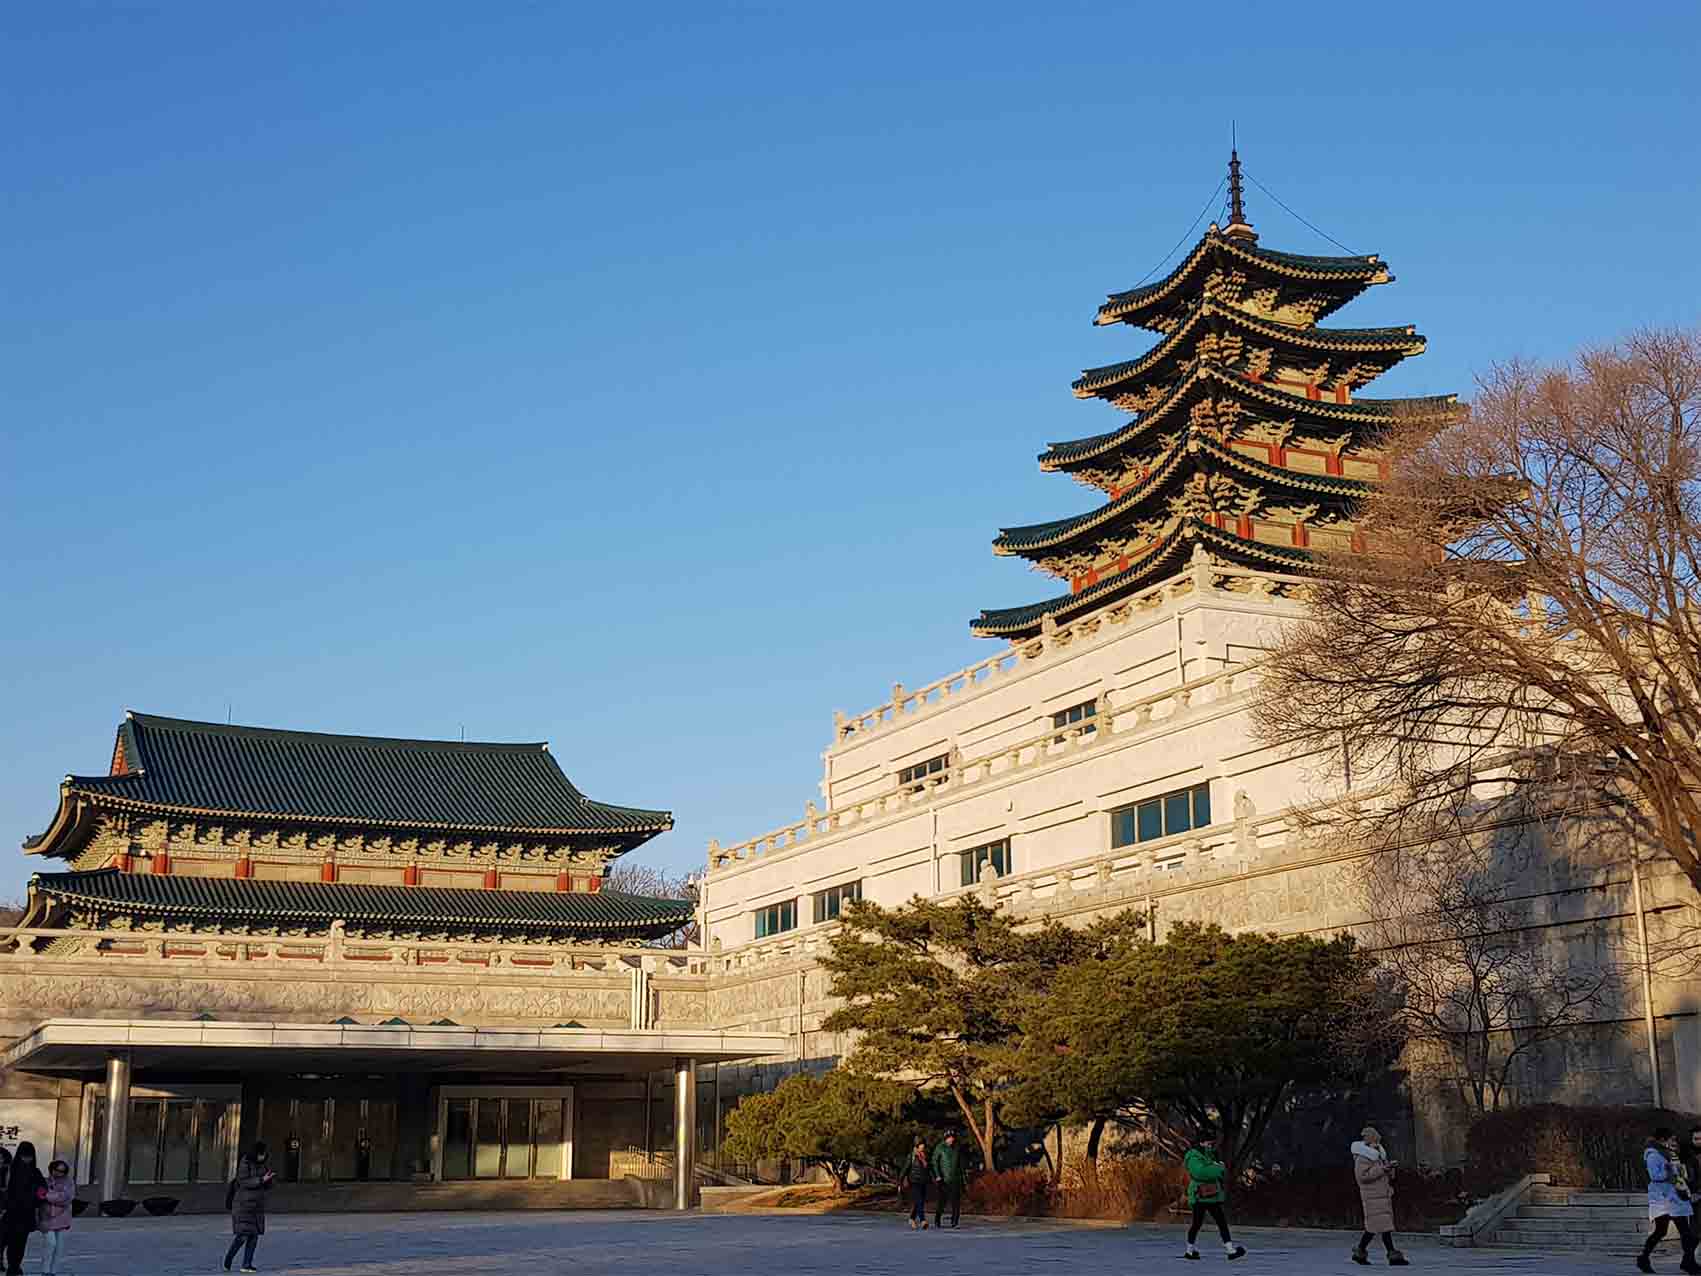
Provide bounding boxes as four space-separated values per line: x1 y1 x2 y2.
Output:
22 1210 1646 1275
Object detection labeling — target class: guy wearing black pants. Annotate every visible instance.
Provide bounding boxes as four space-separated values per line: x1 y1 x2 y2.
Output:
931 1132 965 1229
1182 1127 1246 1262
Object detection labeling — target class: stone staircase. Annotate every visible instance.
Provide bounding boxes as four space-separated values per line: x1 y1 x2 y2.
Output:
1485 1185 1651 1251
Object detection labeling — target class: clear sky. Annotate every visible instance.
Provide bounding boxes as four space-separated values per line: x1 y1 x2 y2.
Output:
4 2 1698 899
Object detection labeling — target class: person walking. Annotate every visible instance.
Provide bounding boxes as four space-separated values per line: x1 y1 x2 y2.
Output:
1640 1126 1700 1275
1182 1127 1246 1262
902 1137 931 1230
36 1159 73 1276
1350 1127 1408 1266
1682 1128 1701 1210
1 1141 46 1276
224 1141 275 1273
931 1132 966 1230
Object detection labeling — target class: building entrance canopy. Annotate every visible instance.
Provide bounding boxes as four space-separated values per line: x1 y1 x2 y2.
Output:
9 1019 786 1209
4 1019 789 1078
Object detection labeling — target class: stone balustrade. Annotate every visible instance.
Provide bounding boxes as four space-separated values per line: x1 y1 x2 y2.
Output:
830 563 1308 745
707 801 1336 976
0 925 708 976
708 661 1263 875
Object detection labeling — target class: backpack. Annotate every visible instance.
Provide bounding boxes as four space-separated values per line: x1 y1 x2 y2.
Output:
225 1178 238 1211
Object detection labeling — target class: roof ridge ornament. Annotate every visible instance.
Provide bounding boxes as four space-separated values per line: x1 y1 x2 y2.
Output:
1224 148 1257 243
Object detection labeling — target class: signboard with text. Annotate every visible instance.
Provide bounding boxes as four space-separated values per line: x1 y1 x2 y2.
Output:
0 1099 64 1166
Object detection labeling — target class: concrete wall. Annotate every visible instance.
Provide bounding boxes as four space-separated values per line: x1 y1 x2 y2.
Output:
698 574 1701 1166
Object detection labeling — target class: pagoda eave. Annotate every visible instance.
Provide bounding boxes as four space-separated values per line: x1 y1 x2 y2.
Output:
997 434 1376 559
1094 232 1392 331
1070 306 1427 401
973 520 1317 639
1040 369 1459 475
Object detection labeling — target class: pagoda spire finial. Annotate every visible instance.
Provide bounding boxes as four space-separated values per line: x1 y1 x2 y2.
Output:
1224 136 1257 242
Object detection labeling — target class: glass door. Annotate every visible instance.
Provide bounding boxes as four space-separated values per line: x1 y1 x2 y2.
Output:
293 1100 328 1183
443 1099 473 1181
88 1091 237 1186
473 1099 502 1178
503 1100 533 1178
437 1088 572 1182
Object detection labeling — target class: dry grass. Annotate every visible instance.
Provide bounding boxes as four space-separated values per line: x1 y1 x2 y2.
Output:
962 1168 1052 1217
1055 1156 1188 1221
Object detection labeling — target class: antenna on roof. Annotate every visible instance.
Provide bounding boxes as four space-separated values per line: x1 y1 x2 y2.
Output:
227 702 232 724
460 723 466 741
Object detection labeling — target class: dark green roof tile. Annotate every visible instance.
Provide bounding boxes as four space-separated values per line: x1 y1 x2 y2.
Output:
31 868 695 940
64 713 671 838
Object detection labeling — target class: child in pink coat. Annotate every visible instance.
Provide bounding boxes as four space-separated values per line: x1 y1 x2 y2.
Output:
36 1161 74 1276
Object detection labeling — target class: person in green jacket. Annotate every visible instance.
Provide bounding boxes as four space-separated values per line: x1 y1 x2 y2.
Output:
1183 1127 1246 1262
930 1132 966 1229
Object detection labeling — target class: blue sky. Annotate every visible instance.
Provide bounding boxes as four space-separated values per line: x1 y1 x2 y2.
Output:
3 2 1697 899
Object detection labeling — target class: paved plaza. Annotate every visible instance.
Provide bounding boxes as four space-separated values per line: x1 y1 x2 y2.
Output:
19 1210 1641 1275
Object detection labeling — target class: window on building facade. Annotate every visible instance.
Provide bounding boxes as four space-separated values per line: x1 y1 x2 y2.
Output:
1110 782 1212 849
1051 699 1097 741
812 880 862 924
961 839 1010 886
898 753 949 793
754 899 797 938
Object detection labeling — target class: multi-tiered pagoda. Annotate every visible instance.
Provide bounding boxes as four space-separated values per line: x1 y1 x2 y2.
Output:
972 153 1459 639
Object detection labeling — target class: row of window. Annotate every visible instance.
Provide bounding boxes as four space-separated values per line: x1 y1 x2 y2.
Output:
1111 782 1212 848
751 783 1214 937
754 879 865 938
897 700 1099 790
899 754 949 793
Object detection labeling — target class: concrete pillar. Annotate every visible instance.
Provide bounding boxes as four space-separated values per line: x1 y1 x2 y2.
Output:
100 1053 131 1198
1673 1013 1701 1115
673 1057 697 1210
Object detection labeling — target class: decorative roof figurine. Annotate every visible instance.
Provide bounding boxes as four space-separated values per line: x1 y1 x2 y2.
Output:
971 151 1461 639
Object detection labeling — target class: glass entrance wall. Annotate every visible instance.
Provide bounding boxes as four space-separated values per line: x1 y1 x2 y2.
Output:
82 1085 239 1187
254 1095 399 1183
434 1087 573 1182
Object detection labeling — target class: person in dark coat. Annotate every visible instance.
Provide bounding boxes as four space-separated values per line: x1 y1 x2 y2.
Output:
1 1141 46 1276
223 1142 274 1273
902 1137 931 1230
931 1132 966 1229
1683 1128 1701 1210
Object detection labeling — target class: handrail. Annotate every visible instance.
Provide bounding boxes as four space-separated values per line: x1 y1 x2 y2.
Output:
0 924 710 975
709 661 1258 873
830 563 1309 742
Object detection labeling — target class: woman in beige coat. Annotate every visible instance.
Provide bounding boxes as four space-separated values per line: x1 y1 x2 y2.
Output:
1351 1127 1408 1266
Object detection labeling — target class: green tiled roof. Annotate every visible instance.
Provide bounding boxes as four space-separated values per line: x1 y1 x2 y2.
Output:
995 433 1374 557
1072 304 1423 399
45 712 672 841
1040 370 1459 471
1095 233 1390 330
30 868 695 940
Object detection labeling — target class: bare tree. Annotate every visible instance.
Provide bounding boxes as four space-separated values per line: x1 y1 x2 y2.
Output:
602 861 699 949
1251 328 1701 901
1358 794 1613 1114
